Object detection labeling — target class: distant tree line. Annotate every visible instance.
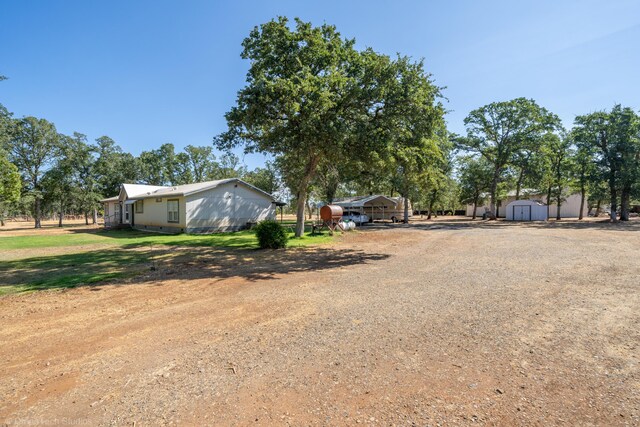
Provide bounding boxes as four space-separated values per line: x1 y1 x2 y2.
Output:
456 99 640 221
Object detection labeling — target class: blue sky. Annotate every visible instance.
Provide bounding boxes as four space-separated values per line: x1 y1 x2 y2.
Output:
1 0 639 169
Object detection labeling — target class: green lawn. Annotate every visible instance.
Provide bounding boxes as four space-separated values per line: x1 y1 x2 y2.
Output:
0 225 337 296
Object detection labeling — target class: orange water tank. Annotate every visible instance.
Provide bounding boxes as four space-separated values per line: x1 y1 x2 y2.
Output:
320 205 343 221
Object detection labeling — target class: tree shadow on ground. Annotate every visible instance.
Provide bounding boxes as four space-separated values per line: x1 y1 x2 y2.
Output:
62 226 328 250
0 245 391 294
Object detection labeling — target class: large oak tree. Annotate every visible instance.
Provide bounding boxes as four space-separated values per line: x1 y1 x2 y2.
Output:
219 17 445 235
218 17 374 236
8 117 59 228
457 98 561 218
573 105 640 221
458 156 492 220
0 149 21 226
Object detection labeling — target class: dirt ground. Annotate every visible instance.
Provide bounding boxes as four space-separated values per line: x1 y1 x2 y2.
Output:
0 219 101 237
1 218 639 426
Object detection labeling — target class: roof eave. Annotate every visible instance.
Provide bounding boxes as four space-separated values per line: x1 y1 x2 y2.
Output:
182 178 275 200
137 192 186 199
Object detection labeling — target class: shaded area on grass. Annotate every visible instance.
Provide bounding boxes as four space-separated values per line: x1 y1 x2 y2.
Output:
0 247 155 294
0 245 389 295
0 224 333 251
0 228 259 250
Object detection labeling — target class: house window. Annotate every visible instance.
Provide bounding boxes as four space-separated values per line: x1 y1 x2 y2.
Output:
167 199 179 223
135 200 144 214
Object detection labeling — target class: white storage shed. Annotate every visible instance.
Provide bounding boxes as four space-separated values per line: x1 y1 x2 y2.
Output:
505 200 548 221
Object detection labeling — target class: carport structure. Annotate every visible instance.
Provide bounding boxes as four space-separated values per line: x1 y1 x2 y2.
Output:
333 195 401 222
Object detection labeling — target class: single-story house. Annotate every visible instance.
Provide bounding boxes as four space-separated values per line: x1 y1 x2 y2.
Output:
466 190 588 219
332 195 411 222
101 178 276 233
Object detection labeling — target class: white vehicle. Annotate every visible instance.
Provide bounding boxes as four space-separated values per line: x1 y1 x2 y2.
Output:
342 211 369 225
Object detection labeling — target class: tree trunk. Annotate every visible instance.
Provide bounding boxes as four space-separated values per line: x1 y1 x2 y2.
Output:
294 192 307 238
34 197 42 228
294 156 319 238
59 197 64 227
595 200 602 217
306 200 313 220
488 169 499 219
609 173 617 221
93 208 98 224
472 195 478 220
620 187 630 221
85 211 89 225
546 184 552 220
427 191 436 220
515 168 524 200
578 182 586 220
556 193 562 220
403 196 409 223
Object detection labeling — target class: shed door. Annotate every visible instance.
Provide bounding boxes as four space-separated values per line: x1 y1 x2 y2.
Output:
513 205 531 221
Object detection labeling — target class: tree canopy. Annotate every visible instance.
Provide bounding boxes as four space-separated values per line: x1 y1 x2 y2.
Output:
456 98 562 218
218 17 446 235
573 105 640 221
8 117 60 228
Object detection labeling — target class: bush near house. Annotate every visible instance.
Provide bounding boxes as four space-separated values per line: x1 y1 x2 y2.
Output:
254 220 287 249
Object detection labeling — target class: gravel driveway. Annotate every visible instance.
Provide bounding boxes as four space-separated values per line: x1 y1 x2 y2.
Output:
1 219 639 426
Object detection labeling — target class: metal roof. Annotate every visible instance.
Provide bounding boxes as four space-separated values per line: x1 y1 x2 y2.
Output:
332 195 398 208
109 179 275 201
100 196 119 203
505 189 541 197
121 184 167 199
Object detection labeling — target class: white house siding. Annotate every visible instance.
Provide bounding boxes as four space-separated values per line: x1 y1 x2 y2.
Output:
185 182 275 232
132 196 187 233
465 205 487 217
545 194 587 218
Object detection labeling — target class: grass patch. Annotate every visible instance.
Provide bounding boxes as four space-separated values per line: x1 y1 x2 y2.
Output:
0 229 260 250
287 232 335 247
0 222 333 251
0 247 164 295
0 224 339 295
0 232 115 250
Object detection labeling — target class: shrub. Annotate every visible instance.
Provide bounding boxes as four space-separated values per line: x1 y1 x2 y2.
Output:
254 220 287 249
